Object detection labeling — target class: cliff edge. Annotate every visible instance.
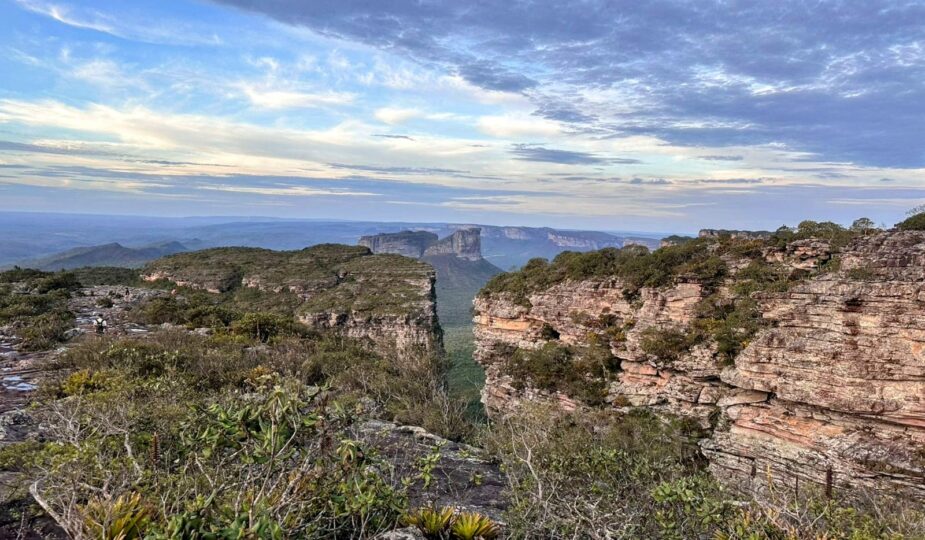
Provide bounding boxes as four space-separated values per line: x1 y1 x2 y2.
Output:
474 228 925 499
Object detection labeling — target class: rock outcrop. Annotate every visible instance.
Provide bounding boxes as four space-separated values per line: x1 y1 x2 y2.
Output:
474 231 925 499
358 231 439 258
473 279 718 420
142 245 443 354
360 229 484 262
423 229 482 261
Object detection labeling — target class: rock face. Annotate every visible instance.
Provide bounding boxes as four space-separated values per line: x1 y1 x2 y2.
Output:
474 231 925 499
355 420 507 521
358 231 439 258
361 229 484 261
474 279 719 422
423 229 482 261
705 231 925 497
142 245 443 354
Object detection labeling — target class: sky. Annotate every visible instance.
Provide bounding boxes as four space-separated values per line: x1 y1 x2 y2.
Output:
0 0 923 232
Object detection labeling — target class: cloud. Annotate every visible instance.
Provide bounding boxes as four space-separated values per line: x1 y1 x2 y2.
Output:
240 85 355 109
198 184 378 197
374 107 420 124
374 134 415 141
699 155 744 162
478 115 561 138
510 144 641 165
327 163 465 175
212 0 925 167
14 0 223 46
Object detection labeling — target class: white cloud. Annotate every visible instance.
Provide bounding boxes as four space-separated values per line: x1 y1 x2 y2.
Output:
374 107 421 125
239 85 355 109
14 0 223 46
199 185 378 197
477 114 562 138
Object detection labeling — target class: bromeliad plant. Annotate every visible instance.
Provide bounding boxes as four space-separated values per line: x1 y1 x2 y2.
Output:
405 506 500 540
28 375 409 539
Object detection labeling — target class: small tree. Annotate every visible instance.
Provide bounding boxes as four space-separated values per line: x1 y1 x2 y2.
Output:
850 217 876 235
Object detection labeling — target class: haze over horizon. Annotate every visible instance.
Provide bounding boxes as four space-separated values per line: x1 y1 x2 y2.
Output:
1 1 923 231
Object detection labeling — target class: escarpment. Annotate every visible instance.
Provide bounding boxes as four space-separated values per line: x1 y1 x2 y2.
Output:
361 228 484 262
474 229 925 498
142 244 442 354
358 230 439 259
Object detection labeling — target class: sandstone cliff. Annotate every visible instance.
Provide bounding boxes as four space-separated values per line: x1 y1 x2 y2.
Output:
360 228 483 262
422 228 482 261
358 231 439 258
142 245 442 354
474 230 925 498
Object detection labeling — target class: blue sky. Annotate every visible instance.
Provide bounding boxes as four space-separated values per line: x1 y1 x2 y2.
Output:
0 0 923 232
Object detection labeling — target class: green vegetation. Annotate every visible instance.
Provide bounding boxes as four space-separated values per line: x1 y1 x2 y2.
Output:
481 404 925 539
71 266 142 286
768 220 860 249
505 340 619 405
481 238 728 306
896 213 925 231
405 507 499 540
144 245 434 317
1 320 473 538
0 267 78 350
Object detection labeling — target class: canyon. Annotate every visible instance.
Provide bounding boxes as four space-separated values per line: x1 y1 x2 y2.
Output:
474 229 925 499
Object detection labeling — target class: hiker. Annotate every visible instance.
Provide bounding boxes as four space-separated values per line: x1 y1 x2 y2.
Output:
95 316 108 335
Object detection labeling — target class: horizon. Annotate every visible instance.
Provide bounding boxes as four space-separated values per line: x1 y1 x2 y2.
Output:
1 1 923 231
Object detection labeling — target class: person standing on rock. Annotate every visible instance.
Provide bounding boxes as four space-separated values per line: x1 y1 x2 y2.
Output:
95 315 108 335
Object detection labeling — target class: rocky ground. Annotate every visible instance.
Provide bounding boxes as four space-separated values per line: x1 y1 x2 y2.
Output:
0 284 508 538
0 285 164 538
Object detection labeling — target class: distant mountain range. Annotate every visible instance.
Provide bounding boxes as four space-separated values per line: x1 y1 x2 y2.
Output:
9 241 189 271
0 212 663 270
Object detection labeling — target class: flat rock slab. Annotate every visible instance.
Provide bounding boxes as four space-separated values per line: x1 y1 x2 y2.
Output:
355 420 508 521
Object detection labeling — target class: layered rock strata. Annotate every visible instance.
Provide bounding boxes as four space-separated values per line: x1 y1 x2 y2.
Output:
474 231 925 498
142 245 442 354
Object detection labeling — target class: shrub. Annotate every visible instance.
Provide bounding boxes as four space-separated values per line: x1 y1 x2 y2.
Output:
480 405 705 538
846 266 878 281
481 239 727 305
896 213 925 231
505 342 618 406
640 327 699 365
230 312 306 342
19 310 73 351
29 378 410 539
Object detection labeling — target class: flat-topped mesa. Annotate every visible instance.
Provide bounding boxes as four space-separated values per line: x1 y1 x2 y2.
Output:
359 228 484 261
423 228 482 261
141 244 442 354
473 230 925 499
358 230 439 259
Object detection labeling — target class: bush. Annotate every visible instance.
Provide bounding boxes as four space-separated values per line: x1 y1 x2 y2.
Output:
30 378 409 539
480 405 705 538
640 327 700 365
482 239 727 305
896 213 925 231
230 312 306 342
505 341 618 405
19 310 73 351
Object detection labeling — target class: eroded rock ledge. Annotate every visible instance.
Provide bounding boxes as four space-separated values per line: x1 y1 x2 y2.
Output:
142 244 442 354
474 231 925 498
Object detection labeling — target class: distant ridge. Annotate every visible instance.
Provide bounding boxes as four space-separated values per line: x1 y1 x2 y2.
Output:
13 241 189 271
